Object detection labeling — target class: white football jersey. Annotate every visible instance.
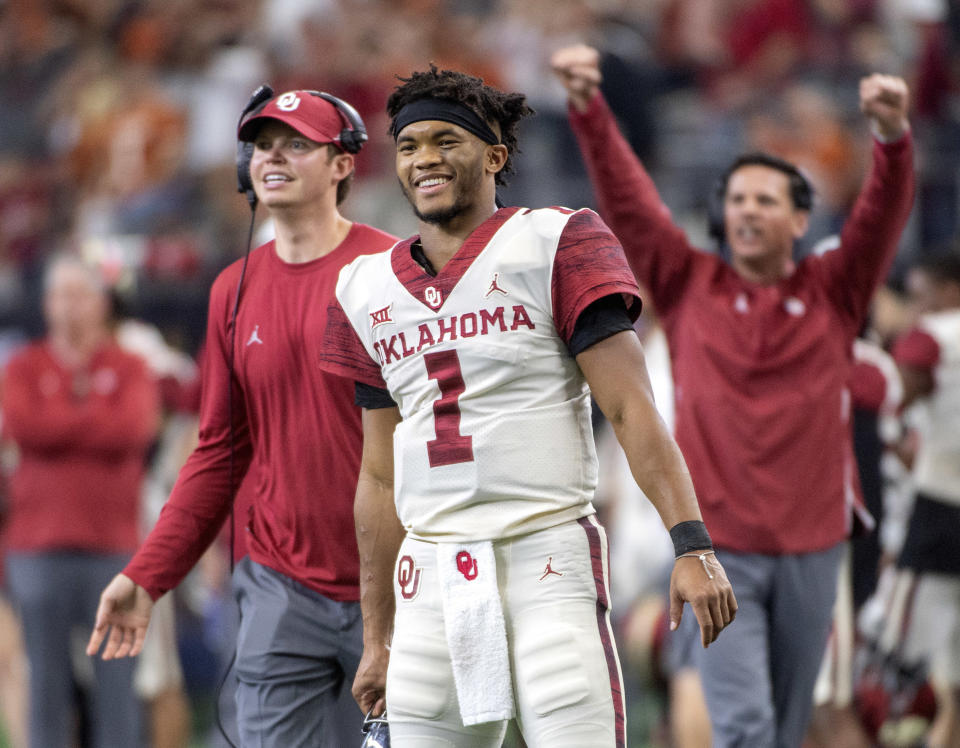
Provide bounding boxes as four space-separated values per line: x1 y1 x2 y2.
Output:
326 206 640 541
912 309 960 504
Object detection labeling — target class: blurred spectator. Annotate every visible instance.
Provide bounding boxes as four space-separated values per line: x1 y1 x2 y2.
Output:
656 0 810 109
848 335 906 608
885 250 960 748
1 252 160 748
807 335 904 748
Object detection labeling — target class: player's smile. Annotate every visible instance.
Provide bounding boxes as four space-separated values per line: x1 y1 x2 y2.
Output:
414 173 453 195
262 172 294 190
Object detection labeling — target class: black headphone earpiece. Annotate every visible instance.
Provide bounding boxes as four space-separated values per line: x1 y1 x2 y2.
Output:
236 84 275 209
307 91 368 154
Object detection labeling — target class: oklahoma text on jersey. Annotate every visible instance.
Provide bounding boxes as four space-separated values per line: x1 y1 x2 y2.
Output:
372 305 535 366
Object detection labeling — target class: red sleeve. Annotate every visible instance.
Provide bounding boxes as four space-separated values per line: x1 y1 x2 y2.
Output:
124 273 252 600
551 209 642 344
814 135 915 332
892 327 939 371
566 93 700 318
318 299 386 388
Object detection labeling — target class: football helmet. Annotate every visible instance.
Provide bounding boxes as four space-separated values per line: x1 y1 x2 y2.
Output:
361 709 390 748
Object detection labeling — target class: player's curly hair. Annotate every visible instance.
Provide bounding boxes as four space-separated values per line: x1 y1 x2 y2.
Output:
387 64 534 186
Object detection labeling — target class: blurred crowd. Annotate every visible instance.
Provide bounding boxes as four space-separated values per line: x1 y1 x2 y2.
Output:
1 0 960 747
0 0 958 350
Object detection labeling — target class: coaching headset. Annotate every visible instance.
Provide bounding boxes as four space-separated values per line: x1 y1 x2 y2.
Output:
235 85 369 209
706 152 814 252
230 83 370 332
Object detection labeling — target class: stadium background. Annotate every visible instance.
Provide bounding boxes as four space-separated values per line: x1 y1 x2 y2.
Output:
0 0 957 746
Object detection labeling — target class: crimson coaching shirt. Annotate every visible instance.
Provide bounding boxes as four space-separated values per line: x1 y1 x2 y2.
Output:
124 223 398 601
321 207 641 541
2 341 160 553
569 93 915 554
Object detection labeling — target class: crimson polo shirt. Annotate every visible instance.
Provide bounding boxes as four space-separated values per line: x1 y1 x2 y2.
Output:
569 93 915 553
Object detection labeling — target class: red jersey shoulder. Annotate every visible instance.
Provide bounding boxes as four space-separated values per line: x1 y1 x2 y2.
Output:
557 207 616 244
552 208 642 340
319 297 386 388
553 208 639 297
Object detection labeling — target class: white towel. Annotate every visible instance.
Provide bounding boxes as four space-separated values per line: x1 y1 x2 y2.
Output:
436 540 515 725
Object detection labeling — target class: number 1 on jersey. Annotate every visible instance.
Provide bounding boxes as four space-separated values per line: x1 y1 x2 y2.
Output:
424 349 474 467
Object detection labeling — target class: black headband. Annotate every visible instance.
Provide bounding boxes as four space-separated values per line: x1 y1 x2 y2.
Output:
391 98 500 145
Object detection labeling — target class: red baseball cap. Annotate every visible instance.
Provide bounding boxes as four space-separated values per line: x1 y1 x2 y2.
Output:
237 90 345 147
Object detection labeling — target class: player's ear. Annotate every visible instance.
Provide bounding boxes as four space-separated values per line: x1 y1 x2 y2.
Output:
486 144 508 176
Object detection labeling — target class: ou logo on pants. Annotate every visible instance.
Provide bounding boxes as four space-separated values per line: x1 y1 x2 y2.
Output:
397 555 422 600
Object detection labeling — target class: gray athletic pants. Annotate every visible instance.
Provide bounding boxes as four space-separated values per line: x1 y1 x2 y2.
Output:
232 557 364 748
5 550 142 748
677 543 843 748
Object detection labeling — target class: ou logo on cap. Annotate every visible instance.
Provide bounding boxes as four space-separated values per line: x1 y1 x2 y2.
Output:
276 92 301 111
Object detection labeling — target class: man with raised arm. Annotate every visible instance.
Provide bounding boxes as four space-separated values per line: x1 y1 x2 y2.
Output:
553 44 914 748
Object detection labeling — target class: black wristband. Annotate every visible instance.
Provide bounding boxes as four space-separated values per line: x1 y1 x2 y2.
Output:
670 520 713 557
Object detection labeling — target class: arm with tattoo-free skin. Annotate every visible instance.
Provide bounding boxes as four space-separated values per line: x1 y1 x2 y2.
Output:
577 330 737 646
352 406 406 717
